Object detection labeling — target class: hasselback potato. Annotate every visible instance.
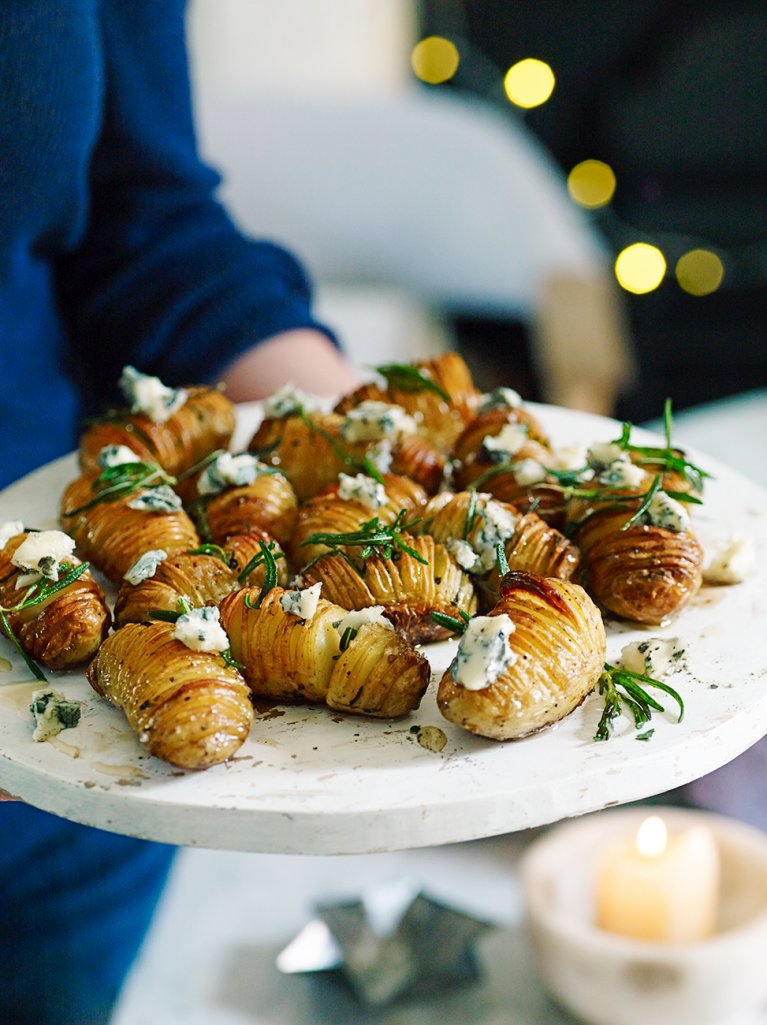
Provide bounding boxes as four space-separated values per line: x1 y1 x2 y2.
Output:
290 473 427 567
0 530 110 670
87 621 253 769
437 570 605 740
423 491 580 584
334 354 480 452
302 532 477 644
79 385 235 478
566 481 703 624
248 411 369 502
219 587 429 717
60 472 199 583
193 470 299 546
114 550 238 627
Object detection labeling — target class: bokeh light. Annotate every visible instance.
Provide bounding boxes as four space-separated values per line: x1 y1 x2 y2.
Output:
675 249 725 296
504 58 555 108
615 243 667 294
411 36 460 85
567 159 616 209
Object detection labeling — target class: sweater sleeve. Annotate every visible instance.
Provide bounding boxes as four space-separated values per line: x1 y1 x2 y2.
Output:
55 0 336 400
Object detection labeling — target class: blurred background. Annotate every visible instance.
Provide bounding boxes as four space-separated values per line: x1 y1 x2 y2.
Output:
187 0 766 424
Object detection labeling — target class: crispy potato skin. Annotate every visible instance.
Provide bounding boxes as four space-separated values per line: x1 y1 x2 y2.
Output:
114 552 239 627
200 472 299 546
389 434 446 495
220 588 344 703
60 474 199 583
79 387 236 477
437 571 606 740
334 353 480 452
303 534 477 644
219 587 429 717
0 533 111 669
326 623 431 717
87 622 253 769
567 491 703 624
248 412 358 502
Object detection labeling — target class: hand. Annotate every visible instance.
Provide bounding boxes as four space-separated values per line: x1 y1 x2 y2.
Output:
219 330 361 402
0 789 20 802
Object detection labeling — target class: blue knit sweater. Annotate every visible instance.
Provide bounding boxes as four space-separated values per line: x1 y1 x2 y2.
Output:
0 0 331 489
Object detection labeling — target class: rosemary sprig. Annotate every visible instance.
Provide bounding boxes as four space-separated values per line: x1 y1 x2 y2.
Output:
301 509 428 565
0 562 92 681
594 662 685 742
495 543 510 576
463 488 478 539
237 541 283 584
375 363 451 403
175 449 227 483
338 625 358 652
611 399 712 493
62 462 176 517
187 544 229 563
429 609 471 635
242 541 279 608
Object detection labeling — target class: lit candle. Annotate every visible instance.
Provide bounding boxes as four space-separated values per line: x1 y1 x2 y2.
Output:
595 815 720 942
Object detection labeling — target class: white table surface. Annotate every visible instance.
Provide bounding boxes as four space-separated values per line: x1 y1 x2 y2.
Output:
110 390 767 1025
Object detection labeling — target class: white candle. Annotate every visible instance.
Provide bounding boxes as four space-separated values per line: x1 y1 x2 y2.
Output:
595 815 720 942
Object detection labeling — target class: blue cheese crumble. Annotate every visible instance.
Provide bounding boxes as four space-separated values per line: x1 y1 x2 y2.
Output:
172 606 230 653
482 423 529 459
586 441 626 471
337 472 387 511
469 498 521 573
334 606 394 635
11 530 76 586
279 582 323 622
30 688 82 742
514 458 549 486
644 490 690 532
127 485 183 513
340 401 417 443
700 530 754 584
262 384 321 419
618 637 686 678
478 387 523 412
98 444 141 469
450 614 517 690
599 459 647 489
446 538 480 573
123 549 168 585
198 452 260 496
119 365 187 424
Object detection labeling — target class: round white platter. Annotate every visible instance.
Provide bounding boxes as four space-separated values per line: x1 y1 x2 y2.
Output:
1 403 766 855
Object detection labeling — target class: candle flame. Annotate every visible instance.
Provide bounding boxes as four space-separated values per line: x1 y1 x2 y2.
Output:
635 815 668 857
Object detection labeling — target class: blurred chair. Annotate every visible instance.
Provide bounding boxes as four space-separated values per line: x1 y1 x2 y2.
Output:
189 1 634 411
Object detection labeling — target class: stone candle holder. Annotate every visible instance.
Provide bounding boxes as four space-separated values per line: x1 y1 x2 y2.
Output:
520 807 767 1025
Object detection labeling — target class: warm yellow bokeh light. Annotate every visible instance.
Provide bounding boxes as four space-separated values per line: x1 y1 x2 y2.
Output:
504 58 555 109
675 249 724 296
615 243 667 294
411 36 460 84
568 159 616 209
